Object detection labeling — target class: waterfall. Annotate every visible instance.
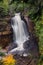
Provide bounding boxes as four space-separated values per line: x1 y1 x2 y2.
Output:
11 13 29 45
8 13 39 57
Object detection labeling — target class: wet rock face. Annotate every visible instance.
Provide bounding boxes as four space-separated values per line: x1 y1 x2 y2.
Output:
0 18 13 48
23 16 39 58
22 15 35 33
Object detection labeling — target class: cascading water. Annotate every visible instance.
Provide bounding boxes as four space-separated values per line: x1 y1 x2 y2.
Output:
9 13 30 56
12 13 29 45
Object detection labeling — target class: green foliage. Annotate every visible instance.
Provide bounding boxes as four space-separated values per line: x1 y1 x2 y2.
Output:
0 52 5 56
35 9 43 52
37 54 43 65
0 0 9 17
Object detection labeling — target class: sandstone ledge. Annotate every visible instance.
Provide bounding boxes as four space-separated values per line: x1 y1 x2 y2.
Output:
0 31 12 36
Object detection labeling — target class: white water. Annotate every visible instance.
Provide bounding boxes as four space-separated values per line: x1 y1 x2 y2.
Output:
12 13 29 45
9 13 30 56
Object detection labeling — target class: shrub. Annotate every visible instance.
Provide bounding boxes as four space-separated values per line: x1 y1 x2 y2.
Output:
2 54 16 65
0 0 9 17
